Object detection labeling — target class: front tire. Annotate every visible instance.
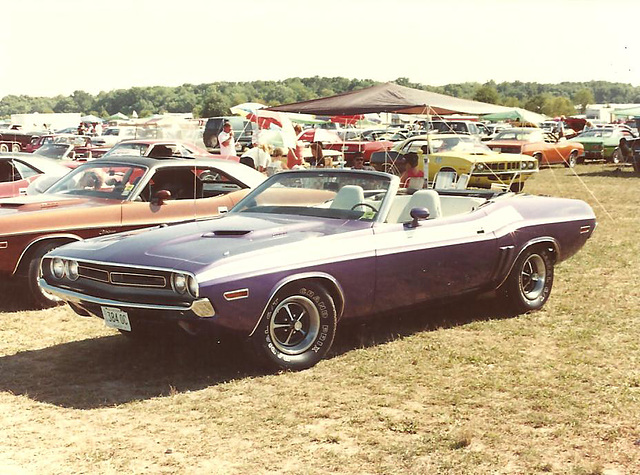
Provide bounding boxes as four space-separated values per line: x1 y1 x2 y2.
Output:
502 247 554 314
11 144 20 152
252 282 337 371
25 241 65 309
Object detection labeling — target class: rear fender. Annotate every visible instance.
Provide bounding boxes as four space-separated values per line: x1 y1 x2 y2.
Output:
496 237 560 288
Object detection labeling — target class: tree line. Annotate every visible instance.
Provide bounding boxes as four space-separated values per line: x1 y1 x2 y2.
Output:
1 76 638 120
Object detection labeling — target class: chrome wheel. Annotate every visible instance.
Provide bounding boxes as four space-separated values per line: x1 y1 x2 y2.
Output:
269 295 321 355
519 254 546 302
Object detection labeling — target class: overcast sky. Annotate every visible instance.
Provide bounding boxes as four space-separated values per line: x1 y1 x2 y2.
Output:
2 0 639 98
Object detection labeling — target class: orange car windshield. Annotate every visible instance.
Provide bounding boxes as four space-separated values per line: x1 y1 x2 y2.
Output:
47 164 147 200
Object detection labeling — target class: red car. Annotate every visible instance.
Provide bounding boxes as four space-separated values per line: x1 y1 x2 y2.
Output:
0 153 71 198
486 127 584 168
24 134 57 153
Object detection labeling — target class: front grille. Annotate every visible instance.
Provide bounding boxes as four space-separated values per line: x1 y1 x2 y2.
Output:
110 272 166 288
78 262 172 289
494 146 521 154
486 162 520 171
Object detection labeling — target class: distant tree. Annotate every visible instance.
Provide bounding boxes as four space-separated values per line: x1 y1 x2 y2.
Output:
474 84 500 104
573 88 595 114
53 96 78 113
524 94 549 115
545 96 577 117
501 96 521 107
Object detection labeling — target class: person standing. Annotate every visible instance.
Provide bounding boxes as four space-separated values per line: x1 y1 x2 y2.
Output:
241 143 271 173
218 122 237 157
288 124 305 169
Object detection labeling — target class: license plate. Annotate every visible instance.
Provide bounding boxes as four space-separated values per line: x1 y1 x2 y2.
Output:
102 306 131 331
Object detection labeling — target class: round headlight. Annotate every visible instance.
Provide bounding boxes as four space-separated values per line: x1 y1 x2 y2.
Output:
51 258 65 279
187 275 199 298
475 163 485 171
173 273 188 294
67 260 79 281
520 162 527 169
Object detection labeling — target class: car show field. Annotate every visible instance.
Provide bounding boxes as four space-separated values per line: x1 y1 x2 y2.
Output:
0 162 638 473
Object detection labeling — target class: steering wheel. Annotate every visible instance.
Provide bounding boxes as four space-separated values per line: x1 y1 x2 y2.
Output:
350 203 378 212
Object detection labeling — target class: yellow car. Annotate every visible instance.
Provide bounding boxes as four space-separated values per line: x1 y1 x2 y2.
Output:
370 134 538 191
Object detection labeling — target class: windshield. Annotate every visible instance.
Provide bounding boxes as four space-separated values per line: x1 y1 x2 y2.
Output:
37 144 70 159
494 129 544 142
103 142 150 157
399 136 491 154
232 170 392 221
46 163 147 200
578 130 614 138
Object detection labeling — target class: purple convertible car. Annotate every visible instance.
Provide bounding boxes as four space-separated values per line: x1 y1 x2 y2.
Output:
41 169 596 370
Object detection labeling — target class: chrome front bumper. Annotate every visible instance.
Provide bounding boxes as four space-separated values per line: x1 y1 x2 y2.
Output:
39 279 215 318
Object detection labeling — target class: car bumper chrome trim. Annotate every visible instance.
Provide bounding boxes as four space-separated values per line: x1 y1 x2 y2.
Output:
39 279 215 318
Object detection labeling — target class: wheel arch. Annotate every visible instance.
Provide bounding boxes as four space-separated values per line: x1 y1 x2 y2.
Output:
14 234 82 276
497 237 560 288
249 272 345 337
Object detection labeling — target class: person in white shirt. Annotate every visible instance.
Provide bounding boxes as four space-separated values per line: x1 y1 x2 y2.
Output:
218 122 237 157
241 143 271 173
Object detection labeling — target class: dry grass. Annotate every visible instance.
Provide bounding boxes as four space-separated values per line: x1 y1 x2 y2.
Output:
0 163 639 474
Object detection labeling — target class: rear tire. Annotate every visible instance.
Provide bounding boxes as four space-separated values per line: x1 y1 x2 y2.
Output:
25 241 65 309
611 148 623 164
0 144 8 153
501 247 554 314
565 151 578 168
252 282 337 371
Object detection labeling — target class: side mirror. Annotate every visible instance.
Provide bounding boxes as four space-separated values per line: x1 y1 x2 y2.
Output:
405 207 430 228
151 189 172 205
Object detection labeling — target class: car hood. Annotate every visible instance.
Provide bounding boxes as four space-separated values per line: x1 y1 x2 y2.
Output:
434 151 535 162
52 213 371 271
574 137 604 144
0 193 113 216
486 140 526 146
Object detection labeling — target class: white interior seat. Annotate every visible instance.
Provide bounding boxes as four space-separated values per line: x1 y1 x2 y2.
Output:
397 190 442 222
330 185 365 211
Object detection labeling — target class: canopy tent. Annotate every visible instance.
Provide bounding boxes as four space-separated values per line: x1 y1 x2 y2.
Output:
80 114 104 123
108 112 128 121
481 107 547 125
266 82 511 116
612 106 640 117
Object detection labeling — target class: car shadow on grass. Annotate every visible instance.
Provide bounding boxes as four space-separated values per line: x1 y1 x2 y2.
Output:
0 294 518 410
330 294 515 357
575 166 639 179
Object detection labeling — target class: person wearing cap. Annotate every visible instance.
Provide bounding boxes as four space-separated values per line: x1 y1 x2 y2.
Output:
218 122 237 157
